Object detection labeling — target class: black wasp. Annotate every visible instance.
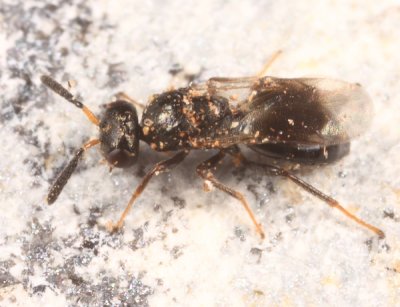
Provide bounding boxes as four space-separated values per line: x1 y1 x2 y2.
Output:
40 56 384 239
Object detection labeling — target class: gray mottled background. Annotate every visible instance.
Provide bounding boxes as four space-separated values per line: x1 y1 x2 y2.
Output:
1 0 400 306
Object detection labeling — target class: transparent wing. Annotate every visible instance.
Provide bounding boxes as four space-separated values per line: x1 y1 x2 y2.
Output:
189 77 258 105
190 77 373 147
297 78 373 141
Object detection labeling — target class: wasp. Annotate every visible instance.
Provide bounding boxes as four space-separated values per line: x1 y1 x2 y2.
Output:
40 54 384 239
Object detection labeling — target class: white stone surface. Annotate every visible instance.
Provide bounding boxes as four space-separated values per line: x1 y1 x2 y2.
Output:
1 0 399 306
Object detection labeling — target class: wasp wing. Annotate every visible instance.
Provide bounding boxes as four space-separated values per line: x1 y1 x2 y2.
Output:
189 77 258 106
190 77 373 148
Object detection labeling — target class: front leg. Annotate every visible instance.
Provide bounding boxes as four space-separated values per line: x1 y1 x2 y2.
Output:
108 150 189 232
196 151 265 239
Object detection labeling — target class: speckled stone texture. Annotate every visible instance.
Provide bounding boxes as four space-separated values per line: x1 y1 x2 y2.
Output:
0 0 399 306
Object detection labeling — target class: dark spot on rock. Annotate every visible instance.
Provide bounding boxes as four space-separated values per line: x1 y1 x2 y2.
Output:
171 245 184 259
171 196 186 209
33 284 46 294
234 226 246 241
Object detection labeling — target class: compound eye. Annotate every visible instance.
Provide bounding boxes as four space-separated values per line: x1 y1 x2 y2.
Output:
106 148 137 168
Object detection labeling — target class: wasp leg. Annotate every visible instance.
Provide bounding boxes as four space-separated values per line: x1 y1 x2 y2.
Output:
257 49 283 77
108 150 189 233
114 92 146 110
232 152 385 238
196 151 265 239
47 139 100 205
